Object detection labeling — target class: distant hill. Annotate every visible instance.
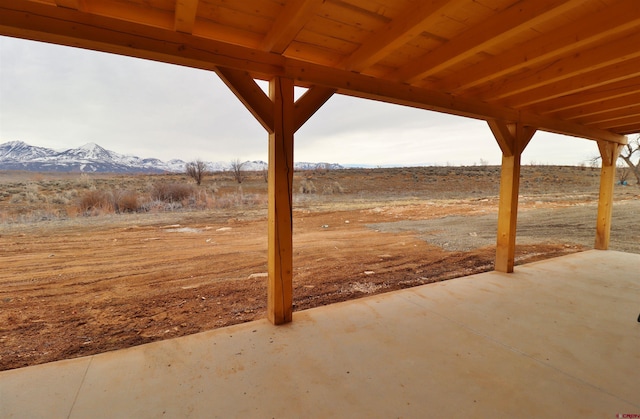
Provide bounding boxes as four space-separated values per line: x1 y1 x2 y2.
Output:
0 141 343 173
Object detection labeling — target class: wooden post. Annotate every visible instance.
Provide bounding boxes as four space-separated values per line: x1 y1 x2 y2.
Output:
267 76 295 324
595 141 622 250
495 152 522 273
215 67 334 325
488 120 536 273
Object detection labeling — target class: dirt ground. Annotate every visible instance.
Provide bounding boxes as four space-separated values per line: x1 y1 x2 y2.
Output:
1 166 638 371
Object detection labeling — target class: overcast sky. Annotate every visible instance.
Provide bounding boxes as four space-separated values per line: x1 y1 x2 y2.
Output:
1 36 603 166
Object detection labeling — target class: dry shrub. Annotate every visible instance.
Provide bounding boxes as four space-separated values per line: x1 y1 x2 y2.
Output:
78 190 113 215
151 182 194 203
214 191 266 209
65 205 81 218
114 190 140 213
190 189 215 209
322 181 344 195
300 179 316 194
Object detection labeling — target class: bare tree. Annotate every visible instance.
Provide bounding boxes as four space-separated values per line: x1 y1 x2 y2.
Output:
186 160 207 186
230 159 246 184
619 135 640 184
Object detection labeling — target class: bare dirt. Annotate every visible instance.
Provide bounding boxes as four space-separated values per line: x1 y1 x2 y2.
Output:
1 166 638 371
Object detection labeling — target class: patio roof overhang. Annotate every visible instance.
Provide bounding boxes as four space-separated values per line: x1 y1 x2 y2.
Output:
1 0 637 142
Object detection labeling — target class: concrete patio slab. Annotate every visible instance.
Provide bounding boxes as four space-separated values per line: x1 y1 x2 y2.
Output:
1 250 639 418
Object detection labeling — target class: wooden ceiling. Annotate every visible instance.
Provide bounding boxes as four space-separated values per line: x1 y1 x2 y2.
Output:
1 0 638 144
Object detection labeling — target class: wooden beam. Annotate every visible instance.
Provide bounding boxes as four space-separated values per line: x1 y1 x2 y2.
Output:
268 76 295 325
550 92 640 123
577 104 640 126
293 86 335 132
615 128 640 136
490 121 536 273
505 57 640 108
530 76 640 115
479 31 640 102
521 111 625 144
174 0 198 34
83 0 175 30
215 67 274 133
590 114 640 130
0 1 284 76
595 141 623 250
434 1 640 93
394 0 582 84
260 0 323 53
0 0 627 145
607 124 640 136
340 0 453 72
54 0 82 10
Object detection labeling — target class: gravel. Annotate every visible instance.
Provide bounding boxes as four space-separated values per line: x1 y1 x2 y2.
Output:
368 199 640 254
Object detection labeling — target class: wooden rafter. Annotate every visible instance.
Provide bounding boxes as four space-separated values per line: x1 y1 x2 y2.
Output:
434 1 640 93
573 103 640 126
531 76 640 115
339 0 455 72
260 0 323 53
504 56 640 108
82 0 174 30
592 115 640 130
393 0 583 84
174 0 198 34
54 0 82 10
479 31 640 102
602 117 640 135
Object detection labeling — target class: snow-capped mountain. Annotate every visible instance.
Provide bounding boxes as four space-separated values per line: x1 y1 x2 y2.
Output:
0 141 344 173
0 141 181 173
0 140 58 161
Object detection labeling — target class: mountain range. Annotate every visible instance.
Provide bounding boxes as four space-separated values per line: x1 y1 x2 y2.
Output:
0 141 344 173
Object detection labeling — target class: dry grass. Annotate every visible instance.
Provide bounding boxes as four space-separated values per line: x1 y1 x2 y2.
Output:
0 165 633 225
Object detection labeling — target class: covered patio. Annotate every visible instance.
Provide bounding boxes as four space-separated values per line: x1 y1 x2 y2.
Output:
1 1 639 415
1 250 639 417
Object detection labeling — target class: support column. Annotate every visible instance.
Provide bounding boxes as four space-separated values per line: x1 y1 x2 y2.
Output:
595 141 622 250
268 76 295 324
495 152 522 273
215 66 335 325
488 120 536 273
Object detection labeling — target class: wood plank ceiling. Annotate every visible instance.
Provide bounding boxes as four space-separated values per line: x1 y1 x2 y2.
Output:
0 0 638 144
